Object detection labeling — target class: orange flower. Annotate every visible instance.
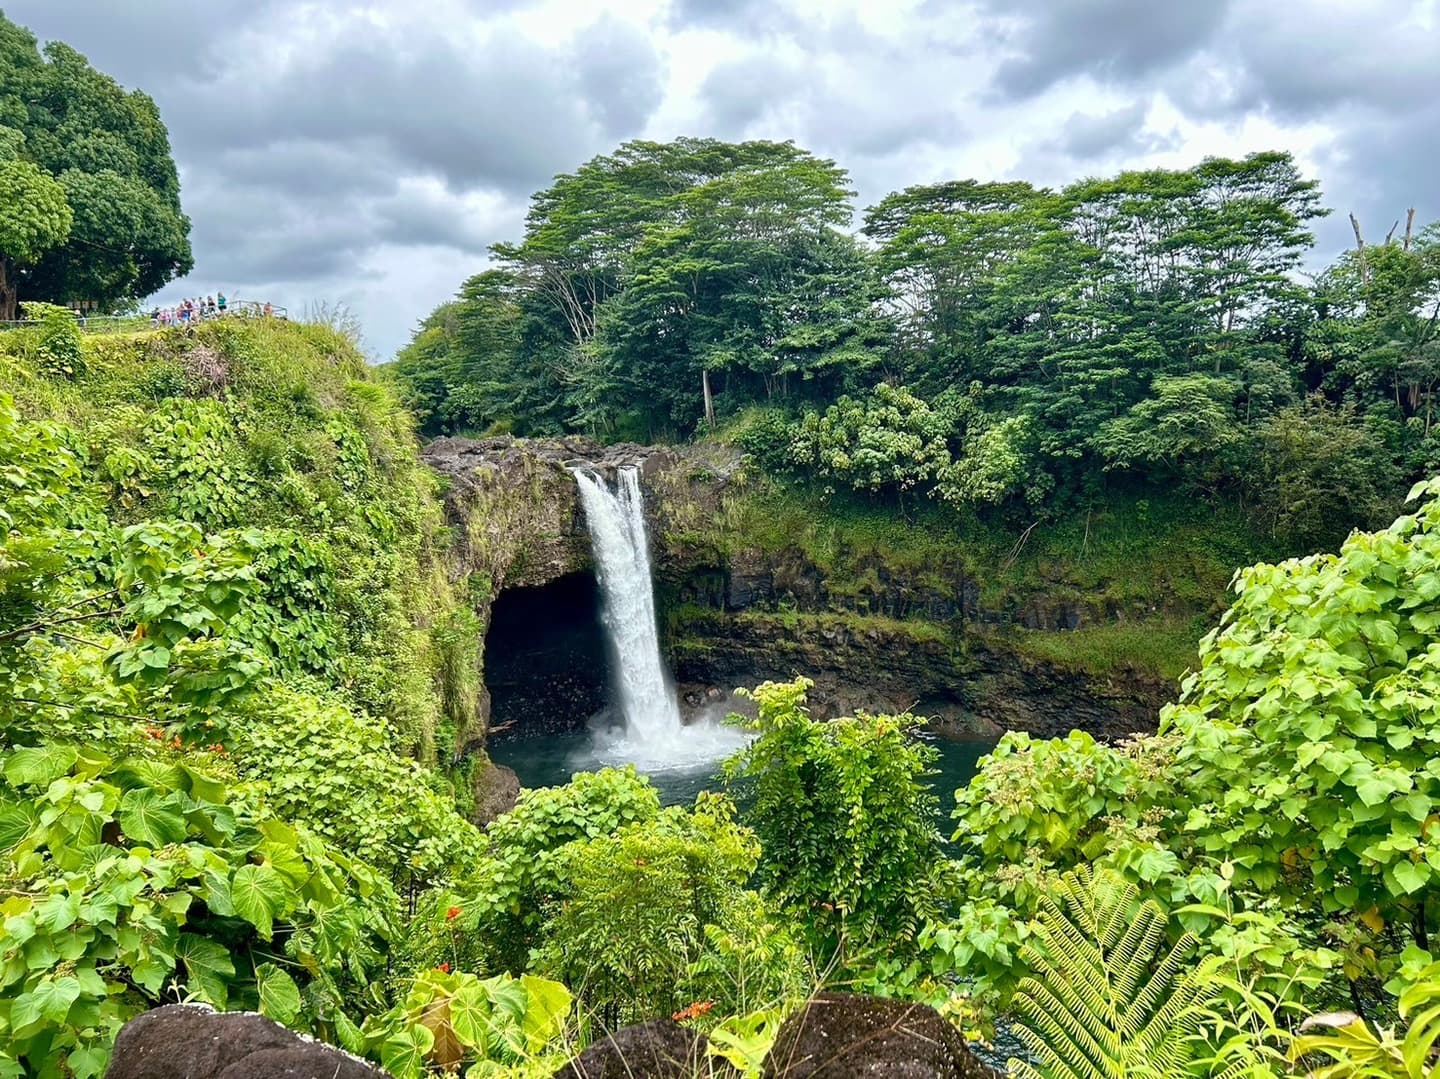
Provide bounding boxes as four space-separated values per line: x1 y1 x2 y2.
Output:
445 906 462 921
436 962 451 973
671 1000 715 1021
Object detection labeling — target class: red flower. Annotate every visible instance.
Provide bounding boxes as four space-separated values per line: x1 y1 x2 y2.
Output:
436 962 451 973
445 906 462 921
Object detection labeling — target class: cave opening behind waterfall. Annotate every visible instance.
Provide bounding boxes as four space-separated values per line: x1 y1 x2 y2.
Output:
484 571 610 739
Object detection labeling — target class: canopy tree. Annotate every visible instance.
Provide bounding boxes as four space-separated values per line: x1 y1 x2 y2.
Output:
0 11 192 317
489 137 880 439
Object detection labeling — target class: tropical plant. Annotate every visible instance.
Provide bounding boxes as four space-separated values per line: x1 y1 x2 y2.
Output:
460 768 661 973
1290 967 1440 1077
788 383 953 502
1006 867 1221 1079
529 793 771 1027
353 968 573 1079
706 1006 787 1078
0 742 396 1078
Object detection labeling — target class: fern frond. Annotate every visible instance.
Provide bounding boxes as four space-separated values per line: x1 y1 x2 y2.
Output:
1109 907 1167 1003
1008 868 1208 1079
1013 978 1119 1075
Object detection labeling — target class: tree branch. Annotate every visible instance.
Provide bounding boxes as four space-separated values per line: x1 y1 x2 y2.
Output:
0 607 124 642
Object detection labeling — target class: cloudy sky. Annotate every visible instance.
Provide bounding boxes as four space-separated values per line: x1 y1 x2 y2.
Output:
6 0 1438 358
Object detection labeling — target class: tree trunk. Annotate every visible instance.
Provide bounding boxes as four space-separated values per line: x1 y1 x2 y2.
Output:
0 257 16 322
1350 213 1369 283
1404 208 1416 252
701 368 715 430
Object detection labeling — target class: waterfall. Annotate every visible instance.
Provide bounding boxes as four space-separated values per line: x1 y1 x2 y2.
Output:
573 467 683 747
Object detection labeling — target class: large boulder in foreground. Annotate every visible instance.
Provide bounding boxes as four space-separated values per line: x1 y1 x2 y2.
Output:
553 1017 716 1078
762 993 999 1079
104 1003 386 1079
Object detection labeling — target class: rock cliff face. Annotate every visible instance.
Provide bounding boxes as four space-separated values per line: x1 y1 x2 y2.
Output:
424 436 1173 744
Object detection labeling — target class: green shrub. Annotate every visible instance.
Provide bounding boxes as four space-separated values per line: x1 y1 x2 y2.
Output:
231 687 483 888
530 794 768 1027
20 302 83 380
0 743 396 1078
723 678 950 962
461 768 661 972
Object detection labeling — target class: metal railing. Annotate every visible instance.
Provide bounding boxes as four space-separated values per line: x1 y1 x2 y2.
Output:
0 301 288 334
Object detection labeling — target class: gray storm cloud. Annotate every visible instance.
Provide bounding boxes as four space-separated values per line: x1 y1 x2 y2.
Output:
3 0 1434 357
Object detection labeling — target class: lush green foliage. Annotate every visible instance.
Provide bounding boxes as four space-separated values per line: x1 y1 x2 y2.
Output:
0 320 489 1074
0 12 192 316
395 136 1437 547
392 137 883 441
950 480 1440 1022
354 968 573 1078
0 740 396 1078
1290 966 1440 1078
452 768 805 1028
723 678 950 961
2 317 479 759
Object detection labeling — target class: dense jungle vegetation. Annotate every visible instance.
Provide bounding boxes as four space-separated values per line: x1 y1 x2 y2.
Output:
8 313 1440 1076
394 137 1439 553
5 9 1440 1078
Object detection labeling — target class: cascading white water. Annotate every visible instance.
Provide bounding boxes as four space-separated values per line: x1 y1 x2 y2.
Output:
572 466 747 769
573 466 682 744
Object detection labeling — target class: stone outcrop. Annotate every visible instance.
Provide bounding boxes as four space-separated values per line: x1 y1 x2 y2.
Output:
472 760 521 825
670 611 1163 739
103 1004 385 1079
553 1018 717 1078
762 994 1000 1079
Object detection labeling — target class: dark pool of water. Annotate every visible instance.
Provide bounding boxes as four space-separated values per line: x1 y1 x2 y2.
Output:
488 728 996 832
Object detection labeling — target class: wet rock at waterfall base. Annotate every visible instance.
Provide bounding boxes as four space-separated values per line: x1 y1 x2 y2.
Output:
553 1018 718 1078
472 759 521 825
103 1003 384 1079
762 993 1001 1079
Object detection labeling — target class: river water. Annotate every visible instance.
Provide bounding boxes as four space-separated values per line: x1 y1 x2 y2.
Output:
488 725 997 834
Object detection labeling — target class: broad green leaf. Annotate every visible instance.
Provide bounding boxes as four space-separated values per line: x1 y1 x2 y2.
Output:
1351 774 1393 808
380 1024 434 1079
176 933 235 1007
519 974 571 1049
230 863 291 939
449 980 492 1052
66 1045 109 1079
334 1010 367 1056
10 976 82 1031
1390 859 1430 896
0 802 36 850
255 962 301 1024
118 787 188 846
3 746 78 788
180 763 228 805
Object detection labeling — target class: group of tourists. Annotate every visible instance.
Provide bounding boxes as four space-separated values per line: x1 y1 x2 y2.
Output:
149 294 235 325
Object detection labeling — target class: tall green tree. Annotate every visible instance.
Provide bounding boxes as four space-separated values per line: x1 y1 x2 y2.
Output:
492 137 878 438
0 154 71 319
0 11 192 314
390 271 530 435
